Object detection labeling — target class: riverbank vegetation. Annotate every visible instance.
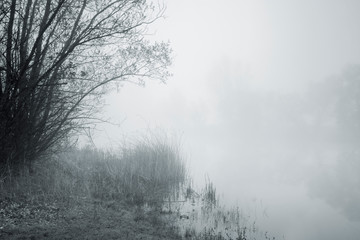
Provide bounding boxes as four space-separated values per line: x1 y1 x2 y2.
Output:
0 134 277 239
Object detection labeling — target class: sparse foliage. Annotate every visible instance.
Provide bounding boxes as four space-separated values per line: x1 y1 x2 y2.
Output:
0 0 172 174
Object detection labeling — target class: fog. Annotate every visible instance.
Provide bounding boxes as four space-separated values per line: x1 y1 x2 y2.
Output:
91 1 360 239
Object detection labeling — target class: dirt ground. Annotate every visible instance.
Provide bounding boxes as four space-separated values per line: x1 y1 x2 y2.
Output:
0 196 183 240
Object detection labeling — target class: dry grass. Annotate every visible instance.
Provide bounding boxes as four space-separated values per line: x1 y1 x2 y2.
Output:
0 133 187 239
0 133 187 207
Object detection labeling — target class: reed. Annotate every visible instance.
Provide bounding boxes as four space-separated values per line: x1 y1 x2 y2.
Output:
0 133 187 207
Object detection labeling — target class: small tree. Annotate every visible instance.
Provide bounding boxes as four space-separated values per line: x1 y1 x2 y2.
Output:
0 0 172 175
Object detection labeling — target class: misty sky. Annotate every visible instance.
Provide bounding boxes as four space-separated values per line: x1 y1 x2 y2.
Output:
91 1 360 239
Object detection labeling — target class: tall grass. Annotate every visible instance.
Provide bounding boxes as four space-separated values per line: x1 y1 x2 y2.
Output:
0 133 187 207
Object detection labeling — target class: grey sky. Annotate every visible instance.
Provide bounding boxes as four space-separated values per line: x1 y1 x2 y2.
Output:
93 1 360 239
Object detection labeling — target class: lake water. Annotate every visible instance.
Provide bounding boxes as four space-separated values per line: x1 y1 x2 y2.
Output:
186 136 360 240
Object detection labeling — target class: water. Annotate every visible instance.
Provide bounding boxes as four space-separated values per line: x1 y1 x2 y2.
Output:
187 138 360 240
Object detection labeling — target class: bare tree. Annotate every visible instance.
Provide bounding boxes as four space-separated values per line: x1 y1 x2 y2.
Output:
0 0 172 175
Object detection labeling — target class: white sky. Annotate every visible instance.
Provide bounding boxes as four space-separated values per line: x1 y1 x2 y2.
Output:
92 1 360 239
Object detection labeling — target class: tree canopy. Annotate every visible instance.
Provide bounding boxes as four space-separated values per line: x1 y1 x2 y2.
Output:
0 0 172 175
